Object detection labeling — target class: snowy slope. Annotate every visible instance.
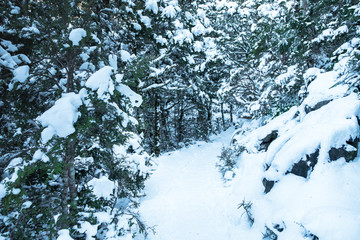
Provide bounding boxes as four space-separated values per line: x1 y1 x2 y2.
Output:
140 127 262 239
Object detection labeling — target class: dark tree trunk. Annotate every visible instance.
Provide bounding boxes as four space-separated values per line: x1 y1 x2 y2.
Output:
153 94 160 156
221 102 225 128
177 100 184 145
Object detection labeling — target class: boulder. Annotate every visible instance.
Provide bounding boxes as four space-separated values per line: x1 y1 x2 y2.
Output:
259 130 278 151
304 100 332 114
262 178 276 194
328 137 359 162
288 149 319 178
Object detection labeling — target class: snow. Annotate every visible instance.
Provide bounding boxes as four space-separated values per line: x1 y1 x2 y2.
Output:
133 23 142 31
312 25 349 43
140 128 250 239
87 176 115 199
0 184 6 200
120 50 132 62
145 0 158 14
191 22 206 36
264 94 360 180
108 54 118 72
77 221 97 240
173 29 194 45
22 201 32 209
69 28 86 46
155 35 168 46
10 6 20 14
32 149 50 163
193 41 203 52
140 115 360 239
85 66 114 99
140 16 152 28
57 229 73 240
37 92 84 143
301 70 348 109
116 84 143 107
13 65 29 83
162 5 177 18
275 65 297 85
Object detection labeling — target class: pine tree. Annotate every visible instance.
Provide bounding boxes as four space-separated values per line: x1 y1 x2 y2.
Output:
1 0 151 239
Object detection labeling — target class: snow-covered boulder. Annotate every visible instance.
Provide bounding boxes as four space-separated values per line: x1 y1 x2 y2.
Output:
223 78 360 239
231 67 360 194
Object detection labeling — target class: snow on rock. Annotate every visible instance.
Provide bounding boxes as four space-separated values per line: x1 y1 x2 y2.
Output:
69 28 86 46
265 94 360 181
300 70 348 112
87 176 115 199
223 40 360 239
37 92 84 143
85 66 115 99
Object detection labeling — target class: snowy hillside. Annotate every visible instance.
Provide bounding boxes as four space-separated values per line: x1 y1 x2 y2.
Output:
217 41 360 239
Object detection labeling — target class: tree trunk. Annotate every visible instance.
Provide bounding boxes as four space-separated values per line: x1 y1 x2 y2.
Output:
153 94 160 156
177 100 184 145
61 138 76 228
221 102 225 128
230 104 233 123
160 101 169 152
206 103 212 136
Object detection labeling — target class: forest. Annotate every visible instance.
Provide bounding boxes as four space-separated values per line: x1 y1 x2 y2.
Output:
1 0 360 239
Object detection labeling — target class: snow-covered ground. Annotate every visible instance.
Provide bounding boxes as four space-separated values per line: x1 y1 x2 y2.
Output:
140 127 254 240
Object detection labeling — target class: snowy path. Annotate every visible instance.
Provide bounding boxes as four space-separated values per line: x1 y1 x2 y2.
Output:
139 128 246 240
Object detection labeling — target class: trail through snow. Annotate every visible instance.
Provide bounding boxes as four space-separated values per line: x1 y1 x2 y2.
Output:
139 128 248 240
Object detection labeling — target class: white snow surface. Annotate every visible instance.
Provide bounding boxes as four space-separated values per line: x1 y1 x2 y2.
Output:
69 28 86 46
140 128 250 239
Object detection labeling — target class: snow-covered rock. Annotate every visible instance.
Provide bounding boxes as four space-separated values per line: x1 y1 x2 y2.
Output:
224 38 360 239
